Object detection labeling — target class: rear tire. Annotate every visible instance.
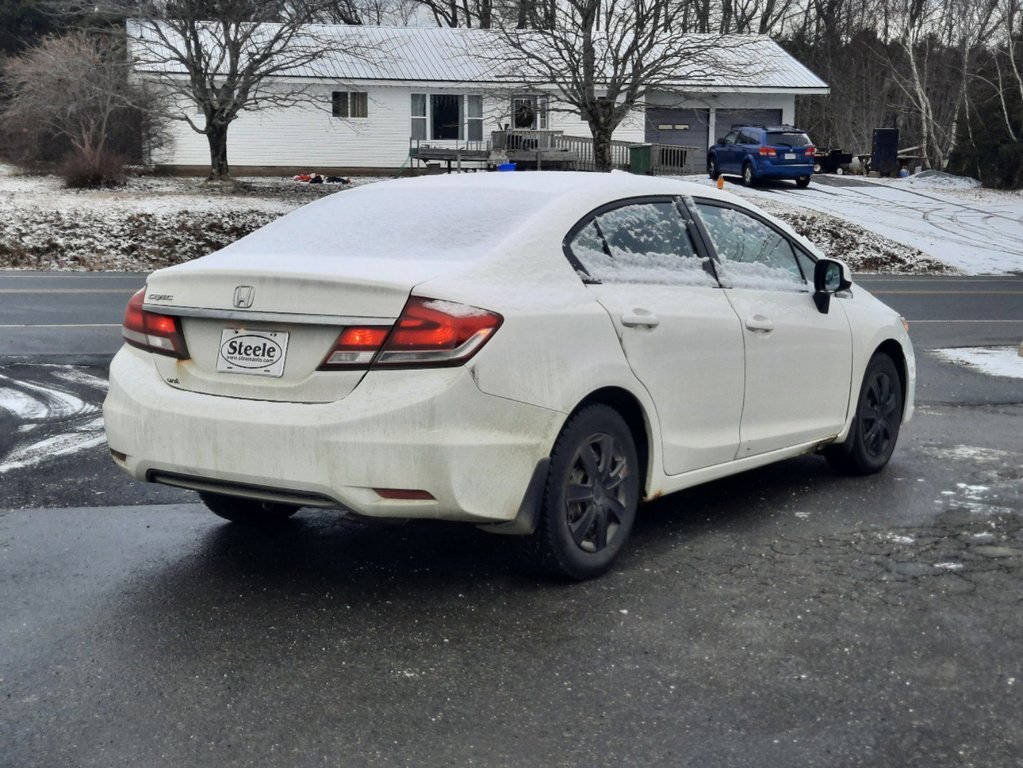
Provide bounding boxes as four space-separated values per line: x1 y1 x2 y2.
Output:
825 354 903 475
796 176 811 188
521 405 640 580
742 163 756 186
708 157 720 180
199 491 301 524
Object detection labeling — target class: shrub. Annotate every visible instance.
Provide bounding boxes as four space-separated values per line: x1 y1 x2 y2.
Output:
60 148 127 188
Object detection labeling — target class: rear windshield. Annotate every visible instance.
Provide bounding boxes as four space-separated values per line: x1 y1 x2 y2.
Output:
252 185 553 262
766 132 812 147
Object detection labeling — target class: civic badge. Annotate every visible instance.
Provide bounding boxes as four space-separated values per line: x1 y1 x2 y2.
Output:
233 285 255 309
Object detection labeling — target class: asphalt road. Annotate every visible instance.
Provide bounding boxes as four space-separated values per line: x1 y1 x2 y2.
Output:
1 271 1021 767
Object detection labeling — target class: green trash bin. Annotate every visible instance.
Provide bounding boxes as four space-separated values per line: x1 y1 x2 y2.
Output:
629 143 652 175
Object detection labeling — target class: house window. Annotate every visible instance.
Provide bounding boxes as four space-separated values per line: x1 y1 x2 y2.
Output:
430 94 462 140
410 94 484 141
332 91 368 119
512 95 548 130
466 95 483 142
411 93 427 139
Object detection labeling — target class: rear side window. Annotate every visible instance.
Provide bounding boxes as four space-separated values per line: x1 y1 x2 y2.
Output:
694 202 807 292
766 132 812 147
567 200 715 286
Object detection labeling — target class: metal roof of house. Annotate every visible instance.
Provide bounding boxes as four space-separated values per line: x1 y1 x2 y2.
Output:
127 22 828 92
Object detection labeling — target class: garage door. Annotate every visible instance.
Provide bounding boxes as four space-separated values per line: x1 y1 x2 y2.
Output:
713 109 784 143
645 108 709 173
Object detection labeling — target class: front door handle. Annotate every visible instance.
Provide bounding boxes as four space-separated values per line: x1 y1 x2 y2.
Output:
745 315 775 333
621 310 660 329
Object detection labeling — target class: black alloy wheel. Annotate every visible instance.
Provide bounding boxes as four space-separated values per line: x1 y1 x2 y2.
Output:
199 491 301 524
826 354 903 475
523 405 640 580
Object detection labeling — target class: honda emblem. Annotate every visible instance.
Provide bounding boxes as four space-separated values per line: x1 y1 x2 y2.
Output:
233 285 255 309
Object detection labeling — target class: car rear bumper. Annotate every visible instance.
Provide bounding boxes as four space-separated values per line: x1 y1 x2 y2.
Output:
753 160 814 179
103 346 565 523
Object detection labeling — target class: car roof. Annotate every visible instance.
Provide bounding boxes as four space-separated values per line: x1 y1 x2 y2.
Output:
731 125 808 133
360 170 738 207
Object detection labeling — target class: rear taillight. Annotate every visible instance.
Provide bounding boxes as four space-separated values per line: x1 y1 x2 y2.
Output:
122 289 189 359
805 146 816 156
318 297 502 371
319 326 391 369
759 147 777 157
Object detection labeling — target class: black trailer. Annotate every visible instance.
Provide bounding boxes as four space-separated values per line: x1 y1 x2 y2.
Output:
813 148 854 174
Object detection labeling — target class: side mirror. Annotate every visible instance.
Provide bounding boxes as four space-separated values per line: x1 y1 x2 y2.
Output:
716 138 726 146
813 258 852 313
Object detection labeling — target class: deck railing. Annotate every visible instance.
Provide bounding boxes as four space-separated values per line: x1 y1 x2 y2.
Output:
490 129 564 152
414 131 701 175
650 144 698 175
551 135 633 171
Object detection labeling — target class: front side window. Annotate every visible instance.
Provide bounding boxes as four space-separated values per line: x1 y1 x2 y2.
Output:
694 202 806 291
332 91 368 119
567 200 715 286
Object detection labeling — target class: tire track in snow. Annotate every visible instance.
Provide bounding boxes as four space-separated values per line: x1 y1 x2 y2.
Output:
0 366 108 474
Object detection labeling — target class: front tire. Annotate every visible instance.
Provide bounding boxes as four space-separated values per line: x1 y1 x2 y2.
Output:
522 405 640 580
199 491 301 524
826 354 903 475
708 157 720 180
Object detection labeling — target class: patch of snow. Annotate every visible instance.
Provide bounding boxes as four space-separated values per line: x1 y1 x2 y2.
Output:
933 562 964 571
902 171 982 190
0 385 49 419
922 445 1015 463
887 534 916 545
933 347 1023 379
0 416 105 474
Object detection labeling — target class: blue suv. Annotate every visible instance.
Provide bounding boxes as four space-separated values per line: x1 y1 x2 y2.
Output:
708 125 815 188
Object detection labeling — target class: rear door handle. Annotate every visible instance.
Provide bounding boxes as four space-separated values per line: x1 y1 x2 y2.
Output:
621 311 660 329
745 315 775 333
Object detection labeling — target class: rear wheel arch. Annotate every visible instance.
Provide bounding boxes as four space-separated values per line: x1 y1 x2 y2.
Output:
566 387 651 496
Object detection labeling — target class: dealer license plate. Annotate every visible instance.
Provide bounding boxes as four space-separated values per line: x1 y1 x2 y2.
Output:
785 153 797 160
216 328 289 378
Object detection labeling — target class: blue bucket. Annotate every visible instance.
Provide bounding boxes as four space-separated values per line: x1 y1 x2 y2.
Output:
497 162 517 172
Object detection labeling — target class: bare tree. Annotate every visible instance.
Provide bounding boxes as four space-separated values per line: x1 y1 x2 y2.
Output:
884 0 1000 168
494 0 742 170
0 31 163 184
127 0 375 180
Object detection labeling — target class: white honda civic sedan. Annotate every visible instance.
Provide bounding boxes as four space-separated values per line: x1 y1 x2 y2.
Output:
104 172 915 579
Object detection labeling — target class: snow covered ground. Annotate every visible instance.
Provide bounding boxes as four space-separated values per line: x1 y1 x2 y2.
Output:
676 172 1023 275
933 347 1023 379
0 165 379 271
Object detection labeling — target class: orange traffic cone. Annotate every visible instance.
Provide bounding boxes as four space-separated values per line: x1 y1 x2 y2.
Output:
716 176 725 190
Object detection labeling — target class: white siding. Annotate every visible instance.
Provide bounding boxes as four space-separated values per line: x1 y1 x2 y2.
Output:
155 83 647 169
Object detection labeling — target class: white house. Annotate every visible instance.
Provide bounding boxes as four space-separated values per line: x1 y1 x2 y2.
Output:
128 24 828 174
